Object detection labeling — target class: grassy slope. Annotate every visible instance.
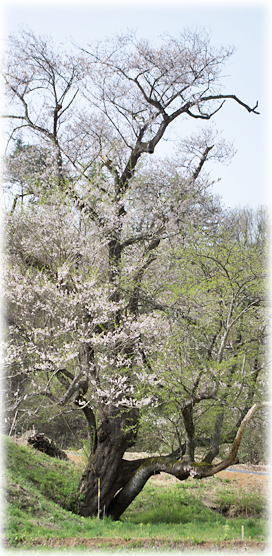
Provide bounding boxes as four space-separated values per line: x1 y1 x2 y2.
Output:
4 437 267 549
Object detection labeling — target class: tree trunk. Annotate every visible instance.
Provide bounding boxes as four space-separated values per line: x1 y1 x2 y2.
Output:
78 438 127 517
77 406 139 517
77 402 268 520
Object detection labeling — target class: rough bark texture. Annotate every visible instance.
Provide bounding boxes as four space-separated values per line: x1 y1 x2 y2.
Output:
78 406 139 517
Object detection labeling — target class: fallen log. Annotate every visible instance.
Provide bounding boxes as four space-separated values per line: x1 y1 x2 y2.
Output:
27 432 68 460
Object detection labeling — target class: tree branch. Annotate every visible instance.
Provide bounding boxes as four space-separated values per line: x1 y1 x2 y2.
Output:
199 94 259 114
192 145 214 180
200 402 269 477
58 371 89 405
108 401 268 519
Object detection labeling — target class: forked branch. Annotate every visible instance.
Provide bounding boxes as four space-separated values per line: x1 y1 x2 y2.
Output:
199 401 269 477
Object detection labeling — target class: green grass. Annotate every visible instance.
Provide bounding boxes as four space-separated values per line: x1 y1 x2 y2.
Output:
122 482 266 542
213 487 266 517
4 436 267 549
6 435 81 511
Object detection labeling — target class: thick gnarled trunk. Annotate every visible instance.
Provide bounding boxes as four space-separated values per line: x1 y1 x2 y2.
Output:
77 406 139 517
78 438 127 517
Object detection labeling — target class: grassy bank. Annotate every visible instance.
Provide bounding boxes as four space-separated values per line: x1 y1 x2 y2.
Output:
4 437 267 550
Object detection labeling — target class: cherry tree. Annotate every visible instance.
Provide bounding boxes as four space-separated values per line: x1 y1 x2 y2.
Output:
3 29 265 520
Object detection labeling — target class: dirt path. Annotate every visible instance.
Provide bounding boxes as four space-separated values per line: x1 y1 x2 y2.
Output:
29 537 266 551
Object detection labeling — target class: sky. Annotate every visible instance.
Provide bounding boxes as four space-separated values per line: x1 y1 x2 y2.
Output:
1 0 269 210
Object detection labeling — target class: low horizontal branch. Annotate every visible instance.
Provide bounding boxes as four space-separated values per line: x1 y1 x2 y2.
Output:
108 401 268 519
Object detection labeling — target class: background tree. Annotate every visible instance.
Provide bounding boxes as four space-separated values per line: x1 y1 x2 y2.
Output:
137 208 266 460
3 29 265 520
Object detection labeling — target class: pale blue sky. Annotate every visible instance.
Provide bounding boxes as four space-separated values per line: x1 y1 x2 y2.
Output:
3 1 267 209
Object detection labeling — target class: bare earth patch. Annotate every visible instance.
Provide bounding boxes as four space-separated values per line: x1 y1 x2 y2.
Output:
216 467 267 492
21 537 266 551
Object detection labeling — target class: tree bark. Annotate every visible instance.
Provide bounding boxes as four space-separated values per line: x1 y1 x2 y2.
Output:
77 406 138 517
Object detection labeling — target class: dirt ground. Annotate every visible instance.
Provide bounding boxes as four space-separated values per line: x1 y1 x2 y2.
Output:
216 466 267 491
29 537 266 551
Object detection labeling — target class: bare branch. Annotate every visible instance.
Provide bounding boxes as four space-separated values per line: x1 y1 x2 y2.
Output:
201 402 269 476
200 94 259 114
58 371 89 405
191 145 214 180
